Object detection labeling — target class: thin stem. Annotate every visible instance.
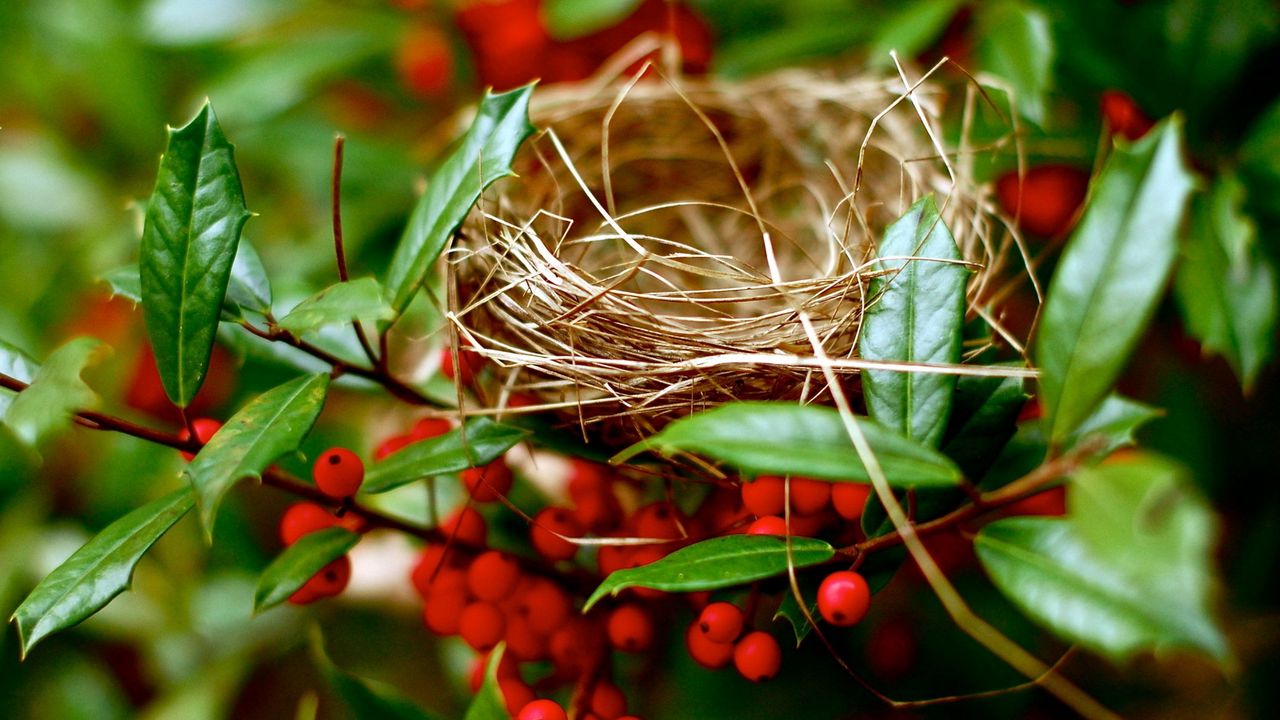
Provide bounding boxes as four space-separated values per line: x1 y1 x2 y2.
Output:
0 371 583 588
330 134 379 366
237 320 431 406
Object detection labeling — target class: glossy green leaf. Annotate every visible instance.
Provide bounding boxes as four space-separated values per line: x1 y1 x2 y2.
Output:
583 535 834 611
463 644 509 720
1240 98 1280 220
140 101 251 407
977 454 1228 663
10 488 193 658
543 0 642 39
866 0 962 67
105 239 270 322
860 196 968 448
620 402 963 487
1035 117 1194 444
1174 176 1277 392
185 374 329 540
773 576 821 647
1063 394 1161 456
277 277 392 337
2 337 106 448
311 628 441 720
225 239 272 316
0 338 40 421
386 85 537 315
941 371 1027 479
976 0 1054 125
254 527 359 612
362 418 527 494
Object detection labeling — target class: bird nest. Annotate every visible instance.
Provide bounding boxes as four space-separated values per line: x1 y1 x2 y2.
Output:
447 66 1022 446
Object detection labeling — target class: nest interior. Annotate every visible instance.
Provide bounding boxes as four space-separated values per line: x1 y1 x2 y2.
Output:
449 69 1012 445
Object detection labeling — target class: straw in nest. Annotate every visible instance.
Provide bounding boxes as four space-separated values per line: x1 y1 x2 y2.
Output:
447 62 1027 446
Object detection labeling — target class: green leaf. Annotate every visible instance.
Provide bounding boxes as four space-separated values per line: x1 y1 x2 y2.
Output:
859 196 968 448
542 0 642 39
773 576 822 647
255 527 359 612
225 239 272 316
463 644 509 720
185 374 329 540
1241 99 1280 220
1034 117 1194 444
2 338 106 448
10 488 193 658
386 85 537 316
976 0 1054 125
941 371 1027 480
583 535 834 611
866 0 963 67
1063 394 1161 457
277 278 392 337
1174 176 1277 392
362 418 527 494
619 402 963 487
0 338 40 421
140 101 251 407
104 239 271 322
311 628 441 720
976 456 1228 663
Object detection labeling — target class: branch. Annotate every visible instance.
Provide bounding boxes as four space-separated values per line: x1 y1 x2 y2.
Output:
841 437 1106 560
330 134 379 367
0 371 584 589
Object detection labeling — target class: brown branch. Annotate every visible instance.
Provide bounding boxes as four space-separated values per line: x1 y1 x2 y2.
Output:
237 320 431 406
1 370 585 589
330 134 379 367
840 437 1106 560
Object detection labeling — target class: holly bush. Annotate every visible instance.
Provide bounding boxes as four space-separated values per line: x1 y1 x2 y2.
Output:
2 1 1279 719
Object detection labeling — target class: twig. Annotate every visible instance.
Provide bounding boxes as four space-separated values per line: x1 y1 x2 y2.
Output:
330 134 379 367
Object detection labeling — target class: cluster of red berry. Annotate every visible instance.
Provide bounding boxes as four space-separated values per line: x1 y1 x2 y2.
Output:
277 448 369 604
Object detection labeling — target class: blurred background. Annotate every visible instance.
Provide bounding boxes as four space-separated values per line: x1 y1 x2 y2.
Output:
1 0 1279 717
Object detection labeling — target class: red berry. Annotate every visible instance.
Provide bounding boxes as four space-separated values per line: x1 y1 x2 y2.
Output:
1100 89 1153 141
590 681 627 719
789 478 831 515
1005 486 1067 517
995 165 1090 238
631 501 685 539
288 556 352 605
422 587 468 636
442 507 487 546
504 612 549 661
395 24 454 98
573 492 622 534
279 502 338 545
313 447 364 498
461 460 513 503
549 619 599 676
606 603 654 653
734 631 782 682
467 550 521 601
178 417 223 460
459 601 506 651
746 516 788 536
597 544 635 577
374 434 412 459
499 678 536 716
817 571 871 627
832 483 872 521
412 544 466 597
518 699 567 720
521 578 573 636
531 507 583 562
697 602 744 644
685 621 735 669
410 417 452 441
740 476 785 517
440 345 483 383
